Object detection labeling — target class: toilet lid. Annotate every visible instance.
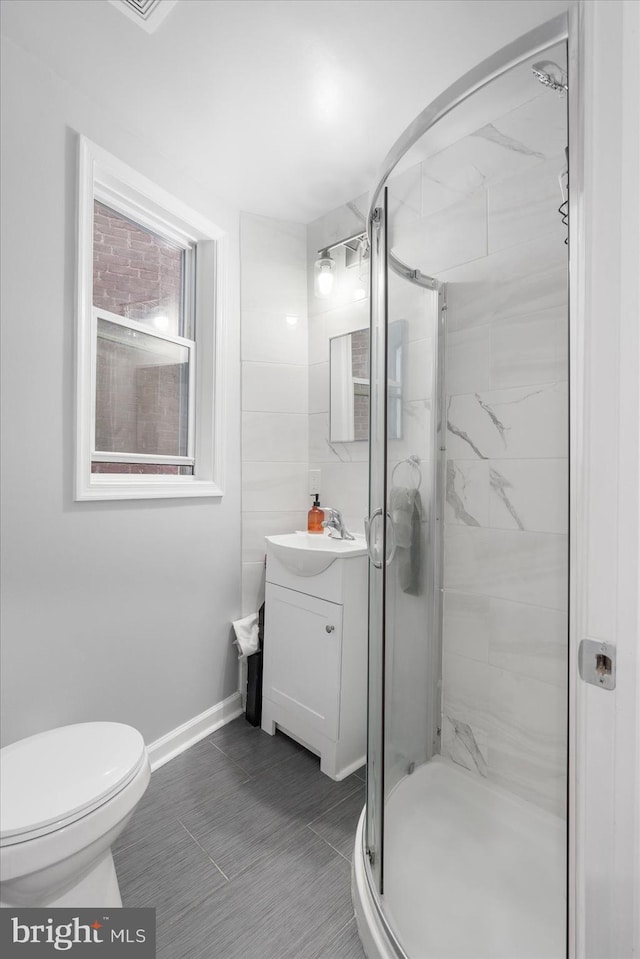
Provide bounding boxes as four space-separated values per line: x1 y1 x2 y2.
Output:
0 723 147 842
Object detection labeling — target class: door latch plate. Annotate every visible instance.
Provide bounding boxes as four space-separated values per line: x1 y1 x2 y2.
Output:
578 639 616 690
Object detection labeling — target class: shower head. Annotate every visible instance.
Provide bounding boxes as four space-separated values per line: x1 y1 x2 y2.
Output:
532 60 568 95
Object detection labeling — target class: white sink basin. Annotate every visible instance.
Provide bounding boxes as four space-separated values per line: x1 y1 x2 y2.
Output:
265 531 367 576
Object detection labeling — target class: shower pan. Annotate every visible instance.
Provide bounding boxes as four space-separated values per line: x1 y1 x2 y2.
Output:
355 11 573 959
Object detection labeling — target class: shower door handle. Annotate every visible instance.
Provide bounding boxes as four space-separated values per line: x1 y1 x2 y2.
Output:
365 508 397 568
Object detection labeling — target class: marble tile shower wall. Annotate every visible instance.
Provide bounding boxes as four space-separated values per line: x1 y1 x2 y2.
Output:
240 214 309 615
386 91 569 818
307 195 372 537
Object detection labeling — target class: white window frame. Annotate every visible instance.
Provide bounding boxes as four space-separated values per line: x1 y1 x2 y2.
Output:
75 136 227 500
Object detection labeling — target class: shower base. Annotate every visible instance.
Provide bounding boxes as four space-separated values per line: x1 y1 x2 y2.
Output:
352 756 565 959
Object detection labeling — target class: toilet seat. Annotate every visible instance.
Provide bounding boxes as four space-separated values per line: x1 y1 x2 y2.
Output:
0 723 147 847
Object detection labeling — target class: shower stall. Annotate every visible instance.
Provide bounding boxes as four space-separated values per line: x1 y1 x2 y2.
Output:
355 12 572 959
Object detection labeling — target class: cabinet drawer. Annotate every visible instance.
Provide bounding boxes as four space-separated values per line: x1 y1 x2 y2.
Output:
263 583 343 741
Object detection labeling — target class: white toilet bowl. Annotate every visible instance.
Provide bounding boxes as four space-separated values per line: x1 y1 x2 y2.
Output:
0 722 151 908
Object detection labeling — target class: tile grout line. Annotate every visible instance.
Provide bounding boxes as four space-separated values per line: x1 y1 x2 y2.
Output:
113 813 184 857
305 783 364 829
206 736 308 779
306 824 353 865
309 915 359 959
177 818 231 883
206 739 256 779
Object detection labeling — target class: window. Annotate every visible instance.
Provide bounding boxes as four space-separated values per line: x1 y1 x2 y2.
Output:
75 137 227 500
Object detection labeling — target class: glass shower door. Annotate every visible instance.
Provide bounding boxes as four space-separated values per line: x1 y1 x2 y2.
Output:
383 260 441 808
365 192 388 893
365 186 442 898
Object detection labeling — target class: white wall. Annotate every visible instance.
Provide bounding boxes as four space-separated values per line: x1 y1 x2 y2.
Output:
572 2 640 956
240 213 309 616
0 36 242 747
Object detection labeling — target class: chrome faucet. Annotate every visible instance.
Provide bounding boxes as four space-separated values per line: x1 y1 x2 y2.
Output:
322 507 355 540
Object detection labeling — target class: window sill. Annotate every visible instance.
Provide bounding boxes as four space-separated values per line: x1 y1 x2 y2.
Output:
76 476 224 501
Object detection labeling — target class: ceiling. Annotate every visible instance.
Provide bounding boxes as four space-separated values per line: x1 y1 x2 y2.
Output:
0 0 570 222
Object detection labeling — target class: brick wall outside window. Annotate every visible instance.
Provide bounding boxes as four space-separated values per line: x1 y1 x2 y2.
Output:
93 200 183 332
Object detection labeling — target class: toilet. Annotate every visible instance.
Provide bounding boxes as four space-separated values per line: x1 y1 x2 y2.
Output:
0 722 150 908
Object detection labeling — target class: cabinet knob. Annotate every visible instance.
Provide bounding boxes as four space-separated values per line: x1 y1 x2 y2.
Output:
325 624 335 633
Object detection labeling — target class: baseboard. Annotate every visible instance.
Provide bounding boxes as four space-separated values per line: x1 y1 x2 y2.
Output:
335 754 366 781
147 692 243 771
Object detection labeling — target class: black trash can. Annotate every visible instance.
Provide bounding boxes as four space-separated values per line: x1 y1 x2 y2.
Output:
245 602 265 727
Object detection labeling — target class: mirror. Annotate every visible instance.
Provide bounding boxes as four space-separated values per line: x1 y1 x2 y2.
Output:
330 322 405 442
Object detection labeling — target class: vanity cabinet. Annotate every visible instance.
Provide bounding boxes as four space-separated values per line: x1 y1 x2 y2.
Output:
261 540 368 780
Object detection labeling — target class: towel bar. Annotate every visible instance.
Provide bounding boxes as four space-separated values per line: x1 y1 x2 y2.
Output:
391 455 422 489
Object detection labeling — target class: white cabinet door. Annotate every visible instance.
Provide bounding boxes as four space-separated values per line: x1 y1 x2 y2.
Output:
263 583 343 740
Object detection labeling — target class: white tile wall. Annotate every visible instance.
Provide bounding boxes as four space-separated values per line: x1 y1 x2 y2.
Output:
241 412 307 463
442 238 567 332
446 382 568 461
443 591 492 663
420 127 540 215
488 459 568 534
444 526 568 611
404 336 435 402
429 91 569 816
487 598 568 688
389 271 432 343
241 511 308 564
242 461 310 513
240 264 307 315
240 214 309 615
311 460 370 538
393 188 488 276
488 154 567 253
442 652 491 753
443 589 568 686
446 327 491 395
445 460 490 527
308 361 329 414
446 457 568 535
242 362 308 414
241 310 308 365
489 305 568 390
446 304 567 396
487 667 567 815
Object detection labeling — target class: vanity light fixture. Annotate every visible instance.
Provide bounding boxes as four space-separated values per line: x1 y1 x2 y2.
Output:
314 230 369 300
314 251 336 298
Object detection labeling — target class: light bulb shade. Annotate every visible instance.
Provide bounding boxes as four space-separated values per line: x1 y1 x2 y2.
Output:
314 254 335 298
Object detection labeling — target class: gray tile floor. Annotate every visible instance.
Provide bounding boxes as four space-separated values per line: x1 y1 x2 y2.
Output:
114 717 367 959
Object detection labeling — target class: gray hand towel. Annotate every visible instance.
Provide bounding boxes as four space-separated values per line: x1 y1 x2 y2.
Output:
389 486 422 595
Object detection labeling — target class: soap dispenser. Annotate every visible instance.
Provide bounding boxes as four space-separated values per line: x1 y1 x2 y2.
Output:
307 494 324 533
